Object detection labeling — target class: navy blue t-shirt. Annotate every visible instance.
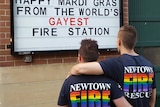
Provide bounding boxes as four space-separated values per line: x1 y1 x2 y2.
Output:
99 54 156 107
58 75 124 107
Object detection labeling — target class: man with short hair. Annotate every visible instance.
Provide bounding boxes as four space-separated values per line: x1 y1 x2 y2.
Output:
70 25 156 107
58 39 132 107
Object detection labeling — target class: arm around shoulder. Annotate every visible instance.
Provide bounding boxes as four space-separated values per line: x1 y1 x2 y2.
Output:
70 62 104 75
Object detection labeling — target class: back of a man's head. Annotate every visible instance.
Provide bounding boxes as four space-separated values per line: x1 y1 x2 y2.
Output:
78 39 99 62
118 25 137 50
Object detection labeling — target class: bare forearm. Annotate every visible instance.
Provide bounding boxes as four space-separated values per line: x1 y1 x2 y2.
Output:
58 105 68 107
70 62 103 75
149 88 156 107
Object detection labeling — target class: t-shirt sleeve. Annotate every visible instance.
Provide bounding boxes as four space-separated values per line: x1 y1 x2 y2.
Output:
152 67 156 89
57 80 69 106
110 80 124 100
99 58 117 79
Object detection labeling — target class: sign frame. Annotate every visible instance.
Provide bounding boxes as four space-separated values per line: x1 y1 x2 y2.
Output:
10 0 123 55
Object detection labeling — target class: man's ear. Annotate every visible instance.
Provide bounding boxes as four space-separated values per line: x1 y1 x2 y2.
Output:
117 38 121 46
116 38 121 53
78 54 83 63
98 52 100 56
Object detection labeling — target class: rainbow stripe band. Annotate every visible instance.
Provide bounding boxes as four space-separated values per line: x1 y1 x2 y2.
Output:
124 73 154 92
70 90 110 107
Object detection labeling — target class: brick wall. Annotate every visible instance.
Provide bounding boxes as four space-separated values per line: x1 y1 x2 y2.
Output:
0 0 128 67
0 0 11 67
123 0 129 25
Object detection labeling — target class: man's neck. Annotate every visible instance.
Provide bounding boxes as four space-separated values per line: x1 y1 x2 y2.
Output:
120 49 138 56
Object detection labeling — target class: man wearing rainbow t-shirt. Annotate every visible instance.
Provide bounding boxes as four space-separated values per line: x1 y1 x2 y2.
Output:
70 25 156 107
58 39 132 107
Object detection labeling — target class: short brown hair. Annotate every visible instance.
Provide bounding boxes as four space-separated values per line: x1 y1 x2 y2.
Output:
118 25 137 49
78 39 99 62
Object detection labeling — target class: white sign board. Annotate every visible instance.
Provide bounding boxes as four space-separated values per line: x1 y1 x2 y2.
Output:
12 0 122 53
